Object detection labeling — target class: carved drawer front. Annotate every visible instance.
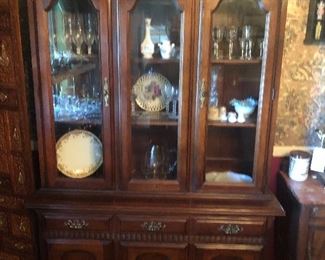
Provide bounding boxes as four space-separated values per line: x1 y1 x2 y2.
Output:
0 195 24 209
118 215 188 234
2 237 33 254
44 214 111 232
0 251 20 260
0 175 12 193
10 213 32 239
0 211 8 233
0 89 17 107
11 156 27 196
192 217 267 237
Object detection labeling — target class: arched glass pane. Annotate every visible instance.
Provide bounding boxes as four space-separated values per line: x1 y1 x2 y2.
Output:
48 0 103 179
205 0 267 184
129 0 182 180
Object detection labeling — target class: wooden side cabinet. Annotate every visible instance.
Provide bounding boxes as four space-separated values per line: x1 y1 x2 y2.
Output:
276 171 325 260
0 0 36 259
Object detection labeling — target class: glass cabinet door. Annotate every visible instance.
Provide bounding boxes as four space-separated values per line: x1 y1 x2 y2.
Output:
192 0 280 191
34 0 113 188
118 0 192 191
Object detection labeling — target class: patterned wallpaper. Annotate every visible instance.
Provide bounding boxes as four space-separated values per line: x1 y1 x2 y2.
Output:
275 0 325 147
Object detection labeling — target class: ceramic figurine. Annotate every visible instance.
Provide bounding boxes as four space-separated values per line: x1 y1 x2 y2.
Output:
158 40 175 59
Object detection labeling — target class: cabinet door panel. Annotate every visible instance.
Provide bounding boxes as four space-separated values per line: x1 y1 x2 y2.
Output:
118 0 193 192
47 239 113 260
308 227 325 260
31 0 114 189
119 242 188 260
194 244 263 260
192 0 281 192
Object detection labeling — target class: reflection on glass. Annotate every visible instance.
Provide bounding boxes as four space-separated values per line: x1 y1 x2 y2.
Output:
206 0 266 183
48 0 103 178
129 0 182 180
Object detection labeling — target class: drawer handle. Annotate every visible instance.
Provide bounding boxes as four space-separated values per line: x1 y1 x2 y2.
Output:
0 198 5 203
200 78 208 109
0 92 8 103
14 242 26 251
103 77 109 107
141 221 166 232
219 224 243 235
64 219 89 230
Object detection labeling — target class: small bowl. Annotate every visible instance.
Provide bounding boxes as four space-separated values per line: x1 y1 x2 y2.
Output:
230 97 257 118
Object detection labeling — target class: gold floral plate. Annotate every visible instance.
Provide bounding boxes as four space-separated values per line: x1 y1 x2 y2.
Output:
56 130 103 178
133 72 171 112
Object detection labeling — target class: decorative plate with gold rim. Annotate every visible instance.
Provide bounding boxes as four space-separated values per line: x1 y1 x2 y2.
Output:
56 130 103 178
133 72 171 112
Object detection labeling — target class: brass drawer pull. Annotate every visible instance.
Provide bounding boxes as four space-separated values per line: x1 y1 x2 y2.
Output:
219 224 243 235
103 77 110 107
141 221 166 232
14 242 26 251
64 219 89 230
200 78 208 109
0 92 8 103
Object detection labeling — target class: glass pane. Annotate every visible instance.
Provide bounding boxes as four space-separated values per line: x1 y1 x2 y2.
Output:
129 0 181 180
48 0 103 179
205 0 266 184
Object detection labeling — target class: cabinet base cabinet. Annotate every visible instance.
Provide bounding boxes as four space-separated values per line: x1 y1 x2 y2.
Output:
33 211 277 260
46 240 114 260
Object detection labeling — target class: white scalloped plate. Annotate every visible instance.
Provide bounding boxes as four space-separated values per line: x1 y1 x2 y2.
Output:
56 130 103 178
133 72 171 112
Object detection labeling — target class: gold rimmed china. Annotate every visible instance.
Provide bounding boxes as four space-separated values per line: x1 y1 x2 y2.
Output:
133 72 171 112
56 130 103 178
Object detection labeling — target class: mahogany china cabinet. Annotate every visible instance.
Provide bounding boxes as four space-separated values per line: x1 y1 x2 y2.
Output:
0 0 37 259
27 0 287 259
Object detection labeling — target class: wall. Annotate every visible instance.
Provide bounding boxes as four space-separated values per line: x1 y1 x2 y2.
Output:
275 0 325 150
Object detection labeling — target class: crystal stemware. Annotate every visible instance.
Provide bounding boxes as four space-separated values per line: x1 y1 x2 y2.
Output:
212 27 224 59
227 26 237 60
164 85 175 116
63 13 74 52
143 144 167 179
84 13 95 55
73 14 85 55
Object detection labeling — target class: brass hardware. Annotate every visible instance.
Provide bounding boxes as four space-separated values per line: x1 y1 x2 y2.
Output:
141 221 166 232
200 79 208 109
219 224 243 235
0 42 9 67
19 218 27 233
13 127 20 141
64 219 89 230
103 77 109 107
14 242 25 251
0 92 8 103
18 172 24 185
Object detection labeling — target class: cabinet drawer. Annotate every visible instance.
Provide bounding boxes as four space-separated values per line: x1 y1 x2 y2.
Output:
118 215 188 234
43 214 111 232
0 195 24 209
192 217 267 236
0 89 17 107
2 237 33 254
10 213 32 239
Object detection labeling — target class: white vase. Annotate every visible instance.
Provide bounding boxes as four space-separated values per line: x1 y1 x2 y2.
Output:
141 18 154 59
